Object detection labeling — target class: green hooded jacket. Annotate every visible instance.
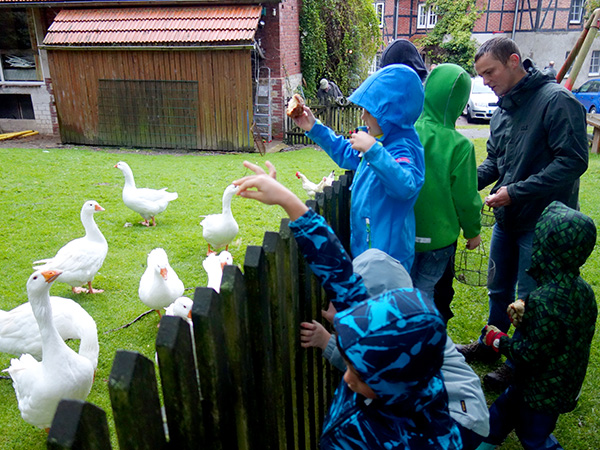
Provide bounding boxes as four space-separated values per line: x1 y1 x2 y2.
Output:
414 64 482 252
497 201 597 413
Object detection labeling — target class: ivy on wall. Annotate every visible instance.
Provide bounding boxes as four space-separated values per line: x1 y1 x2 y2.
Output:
586 1 600 18
416 0 482 76
300 0 381 98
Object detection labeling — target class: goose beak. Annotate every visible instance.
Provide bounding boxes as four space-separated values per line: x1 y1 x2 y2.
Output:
160 268 168 280
114 163 119 168
187 310 192 319
95 204 105 211
220 262 227 270
42 270 62 283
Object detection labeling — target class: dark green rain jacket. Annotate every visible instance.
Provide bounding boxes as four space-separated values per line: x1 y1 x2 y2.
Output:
478 60 588 232
497 201 597 413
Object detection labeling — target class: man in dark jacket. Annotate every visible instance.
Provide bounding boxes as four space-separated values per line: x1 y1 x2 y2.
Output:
457 37 589 388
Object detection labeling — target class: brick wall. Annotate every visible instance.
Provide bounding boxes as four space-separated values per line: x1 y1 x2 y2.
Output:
0 82 55 135
255 0 302 140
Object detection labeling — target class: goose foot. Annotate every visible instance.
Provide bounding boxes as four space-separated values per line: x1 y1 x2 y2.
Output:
86 281 104 294
140 219 151 227
73 283 104 294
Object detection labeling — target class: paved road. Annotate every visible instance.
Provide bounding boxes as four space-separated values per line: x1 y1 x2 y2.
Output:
456 115 490 139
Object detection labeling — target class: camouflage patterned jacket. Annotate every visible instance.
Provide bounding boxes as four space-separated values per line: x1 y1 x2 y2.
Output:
497 201 597 413
289 209 461 449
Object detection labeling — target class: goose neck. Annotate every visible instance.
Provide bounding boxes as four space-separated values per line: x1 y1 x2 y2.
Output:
81 212 106 244
29 290 67 359
121 168 136 188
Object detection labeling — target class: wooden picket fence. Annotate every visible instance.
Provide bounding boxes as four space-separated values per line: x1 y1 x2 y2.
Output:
285 101 363 146
47 172 354 450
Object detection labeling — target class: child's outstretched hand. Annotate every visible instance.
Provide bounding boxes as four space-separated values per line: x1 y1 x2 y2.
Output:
234 161 308 221
241 160 277 179
349 130 376 154
300 320 332 350
293 106 316 132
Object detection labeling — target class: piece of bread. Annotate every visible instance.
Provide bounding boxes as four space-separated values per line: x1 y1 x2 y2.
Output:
286 94 305 119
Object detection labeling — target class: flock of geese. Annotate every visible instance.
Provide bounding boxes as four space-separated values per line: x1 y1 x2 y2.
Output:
0 161 236 431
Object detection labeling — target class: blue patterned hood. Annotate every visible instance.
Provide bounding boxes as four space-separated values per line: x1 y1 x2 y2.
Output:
334 280 447 408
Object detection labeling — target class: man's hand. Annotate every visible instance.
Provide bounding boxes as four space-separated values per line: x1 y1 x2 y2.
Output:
507 299 525 327
349 131 376 154
485 186 512 208
482 325 508 352
292 106 316 132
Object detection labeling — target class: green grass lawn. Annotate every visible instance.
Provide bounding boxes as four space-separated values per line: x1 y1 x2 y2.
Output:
1 139 600 449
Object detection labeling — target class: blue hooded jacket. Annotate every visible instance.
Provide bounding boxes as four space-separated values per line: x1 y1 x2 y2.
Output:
306 65 425 269
289 209 462 450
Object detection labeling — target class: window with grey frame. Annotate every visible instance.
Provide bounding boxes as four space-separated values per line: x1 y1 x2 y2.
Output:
569 0 584 24
590 50 600 75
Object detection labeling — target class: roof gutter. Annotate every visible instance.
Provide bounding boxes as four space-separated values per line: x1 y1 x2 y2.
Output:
511 0 520 39
0 0 277 7
38 44 254 51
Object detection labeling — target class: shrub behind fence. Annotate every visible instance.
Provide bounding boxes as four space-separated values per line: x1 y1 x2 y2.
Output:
47 172 354 450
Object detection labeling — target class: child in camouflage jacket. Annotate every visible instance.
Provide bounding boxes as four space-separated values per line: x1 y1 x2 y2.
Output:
480 201 597 449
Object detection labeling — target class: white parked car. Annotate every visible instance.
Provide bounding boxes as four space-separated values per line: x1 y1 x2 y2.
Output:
465 77 499 122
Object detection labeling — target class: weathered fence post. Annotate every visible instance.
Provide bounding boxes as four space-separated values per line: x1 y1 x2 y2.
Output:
219 265 253 450
192 287 237 450
262 230 296 450
337 172 353 256
243 245 281 450
47 400 112 450
108 350 167 450
156 315 203 449
279 218 304 450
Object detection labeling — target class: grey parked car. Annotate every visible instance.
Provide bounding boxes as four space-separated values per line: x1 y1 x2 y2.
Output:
465 77 499 123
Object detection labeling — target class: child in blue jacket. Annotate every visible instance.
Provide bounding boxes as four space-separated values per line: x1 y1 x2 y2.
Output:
291 65 425 270
234 162 461 450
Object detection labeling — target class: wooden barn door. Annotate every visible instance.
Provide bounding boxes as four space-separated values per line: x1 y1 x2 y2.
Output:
97 79 198 149
47 49 254 151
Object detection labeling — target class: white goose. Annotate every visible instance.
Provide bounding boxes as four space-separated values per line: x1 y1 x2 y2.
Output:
139 248 184 318
115 161 178 227
0 296 99 370
200 184 239 254
3 270 95 431
202 251 233 293
33 200 108 294
164 296 193 324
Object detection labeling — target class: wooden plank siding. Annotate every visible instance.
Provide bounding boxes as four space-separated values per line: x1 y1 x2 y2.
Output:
47 49 254 151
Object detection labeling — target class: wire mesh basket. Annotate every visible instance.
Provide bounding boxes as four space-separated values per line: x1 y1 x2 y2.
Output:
481 204 496 227
454 239 496 287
